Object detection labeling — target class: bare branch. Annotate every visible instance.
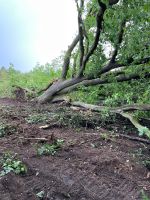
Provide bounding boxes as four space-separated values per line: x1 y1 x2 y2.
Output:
70 101 150 138
61 35 80 79
72 51 79 78
76 0 85 68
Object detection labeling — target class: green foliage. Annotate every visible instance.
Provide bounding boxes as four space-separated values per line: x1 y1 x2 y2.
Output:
0 63 60 97
71 78 150 116
26 114 49 124
0 123 16 137
37 139 64 156
71 85 100 104
141 190 150 200
100 133 109 140
0 124 7 137
138 127 150 137
58 111 86 128
0 152 27 176
142 160 150 170
36 191 45 199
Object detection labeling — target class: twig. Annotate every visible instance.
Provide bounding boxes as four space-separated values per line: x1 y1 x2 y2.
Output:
118 134 150 145
19 137 48 141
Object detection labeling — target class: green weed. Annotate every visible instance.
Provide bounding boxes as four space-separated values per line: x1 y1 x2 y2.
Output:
26 114 48 124
36 191 45 199
37 139 64 156
141 190 150 200
142 160 150 170
0 152 27 176
138 127 150 139
0 123 16 137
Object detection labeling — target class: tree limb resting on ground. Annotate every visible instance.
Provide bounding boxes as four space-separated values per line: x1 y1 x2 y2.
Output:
70 101 150 139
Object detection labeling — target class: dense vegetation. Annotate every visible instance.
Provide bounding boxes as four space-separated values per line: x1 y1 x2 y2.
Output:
0 63 60 97
0 62 149 107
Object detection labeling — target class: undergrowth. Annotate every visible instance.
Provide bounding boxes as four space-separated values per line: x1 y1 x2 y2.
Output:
0 123 17 137
37 139 64 156
0 152 27 176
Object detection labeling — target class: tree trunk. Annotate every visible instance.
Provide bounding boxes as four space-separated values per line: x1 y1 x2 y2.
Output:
36 71 150 103
36 78 85 103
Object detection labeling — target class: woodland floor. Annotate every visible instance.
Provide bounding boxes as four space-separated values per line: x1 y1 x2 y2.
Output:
0 97 150 200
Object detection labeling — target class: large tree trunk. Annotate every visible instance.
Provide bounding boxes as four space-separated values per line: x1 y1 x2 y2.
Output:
36 78 84 103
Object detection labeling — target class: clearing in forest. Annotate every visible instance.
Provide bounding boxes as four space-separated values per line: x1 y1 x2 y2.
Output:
0 98 149 200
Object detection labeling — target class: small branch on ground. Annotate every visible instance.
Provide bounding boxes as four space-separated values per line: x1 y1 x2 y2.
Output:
118 134 150 145
19 137 49 141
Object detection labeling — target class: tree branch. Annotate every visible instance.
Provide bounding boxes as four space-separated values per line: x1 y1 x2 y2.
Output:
71 102 150 112
98 19 126 75
76 0 85 68
109 19 126 64
72 51 79 78
61 35 80 79
70 101 150 139
109 0 119 6
98 56 150 76
78 1 107 77
58 72 150 95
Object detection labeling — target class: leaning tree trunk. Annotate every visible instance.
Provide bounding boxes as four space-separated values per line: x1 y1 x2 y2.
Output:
35 0 150 104
36 78 85 103
36 71 150 103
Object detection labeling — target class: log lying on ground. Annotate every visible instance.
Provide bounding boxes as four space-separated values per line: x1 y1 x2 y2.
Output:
70 101 150 139
71 102 150 112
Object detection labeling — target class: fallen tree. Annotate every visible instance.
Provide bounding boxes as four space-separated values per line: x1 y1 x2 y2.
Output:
35 0 149 104
70 101 150 139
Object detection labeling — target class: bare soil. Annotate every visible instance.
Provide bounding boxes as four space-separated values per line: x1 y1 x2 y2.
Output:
0 98 149 200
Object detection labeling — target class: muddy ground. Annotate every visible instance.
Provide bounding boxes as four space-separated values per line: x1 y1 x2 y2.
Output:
0 98 149 200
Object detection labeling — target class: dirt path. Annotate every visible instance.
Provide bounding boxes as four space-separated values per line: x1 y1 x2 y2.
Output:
0 98 149 200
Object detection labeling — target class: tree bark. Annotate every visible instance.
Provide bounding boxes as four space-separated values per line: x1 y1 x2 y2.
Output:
61 35 79 79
